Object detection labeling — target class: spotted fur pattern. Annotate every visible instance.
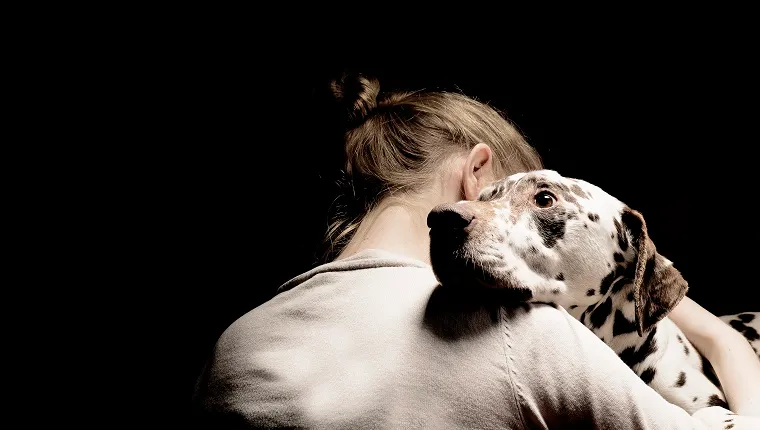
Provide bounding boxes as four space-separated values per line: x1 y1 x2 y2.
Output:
428 169 760 421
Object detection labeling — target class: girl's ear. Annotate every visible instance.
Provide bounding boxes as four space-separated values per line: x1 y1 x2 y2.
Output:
462 143 495 200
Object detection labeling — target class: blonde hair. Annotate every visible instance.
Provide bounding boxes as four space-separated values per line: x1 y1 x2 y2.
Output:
321 73 543 261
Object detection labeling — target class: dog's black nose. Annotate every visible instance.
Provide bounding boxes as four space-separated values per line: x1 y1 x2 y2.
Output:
427 204 475 230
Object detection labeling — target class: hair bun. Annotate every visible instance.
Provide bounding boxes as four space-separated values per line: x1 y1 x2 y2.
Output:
329 72 380 125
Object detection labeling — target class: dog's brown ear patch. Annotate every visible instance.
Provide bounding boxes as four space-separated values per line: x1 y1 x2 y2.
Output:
622 208 689 336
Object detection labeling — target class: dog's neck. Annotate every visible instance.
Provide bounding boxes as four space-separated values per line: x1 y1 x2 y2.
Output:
568 278 649 353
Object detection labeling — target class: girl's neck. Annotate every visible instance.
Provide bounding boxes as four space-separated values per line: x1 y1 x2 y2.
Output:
337 197 443 266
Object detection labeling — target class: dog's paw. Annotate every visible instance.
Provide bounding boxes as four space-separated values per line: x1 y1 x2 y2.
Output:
692 406 760 429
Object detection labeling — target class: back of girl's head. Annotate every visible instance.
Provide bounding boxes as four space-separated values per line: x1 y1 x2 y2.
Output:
320 72 543 261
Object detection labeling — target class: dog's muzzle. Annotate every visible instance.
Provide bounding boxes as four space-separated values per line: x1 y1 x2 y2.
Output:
428 203 534 301
428 203 508 290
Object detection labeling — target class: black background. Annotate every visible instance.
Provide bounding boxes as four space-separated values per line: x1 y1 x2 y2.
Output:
131 36 760 419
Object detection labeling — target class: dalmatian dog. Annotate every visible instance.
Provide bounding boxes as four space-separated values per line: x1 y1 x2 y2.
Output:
427 169 759 424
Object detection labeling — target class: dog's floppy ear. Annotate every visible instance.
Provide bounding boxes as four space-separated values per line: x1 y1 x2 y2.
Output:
621 208 688 336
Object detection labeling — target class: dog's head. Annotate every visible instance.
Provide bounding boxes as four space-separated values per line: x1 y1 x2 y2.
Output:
428 169 687 335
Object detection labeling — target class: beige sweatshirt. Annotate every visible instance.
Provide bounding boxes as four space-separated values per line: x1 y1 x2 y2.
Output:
192 249 712 429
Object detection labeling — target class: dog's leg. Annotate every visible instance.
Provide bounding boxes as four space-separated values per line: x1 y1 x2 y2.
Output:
642 319 729 415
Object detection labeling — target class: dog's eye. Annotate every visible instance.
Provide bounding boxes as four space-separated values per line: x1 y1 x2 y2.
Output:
534 191 556 208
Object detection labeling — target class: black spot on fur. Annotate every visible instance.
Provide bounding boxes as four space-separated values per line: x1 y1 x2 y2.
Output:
590 296 613 329
532 210 566 248
692 396 698 402
618 236 629 252
725 418 733 423
707 394 728 409
726 424 734 429
580 304 596 325
584 223 588 229
647 306 669 332
738 313 755 323
674 371 686 387
610 275 627 294
567 212 578 220
701 356 722 389
599 271 616 295
729 319 745 332
529 245 538 254
586 288 595 296
587 213 600 222
565 194 578 204
549 183 576 203
569 305 578 309
613 310 638 336
743 326 759 341
613 252 624 263
730 319 760 341
571 184 588 198
676 335 690 356
640 367 656 384
556 273 564 281
613 218 629 251
619 327 658 368
552 288 560 294
626 291 634 301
